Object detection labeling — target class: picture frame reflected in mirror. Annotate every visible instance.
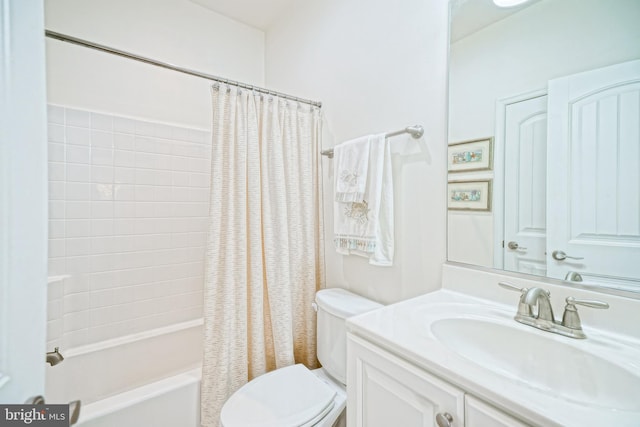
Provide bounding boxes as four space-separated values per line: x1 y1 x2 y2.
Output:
447 137 493 173
447 180 492 211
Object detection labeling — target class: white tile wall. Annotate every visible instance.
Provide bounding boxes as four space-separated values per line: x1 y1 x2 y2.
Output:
47 105 210 350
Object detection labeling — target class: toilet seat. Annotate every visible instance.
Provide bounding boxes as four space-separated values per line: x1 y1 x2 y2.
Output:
220 364 338 427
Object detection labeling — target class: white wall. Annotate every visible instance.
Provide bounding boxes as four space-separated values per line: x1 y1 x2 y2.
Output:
447 0 640 268
45 0 265 129
265 0 449 304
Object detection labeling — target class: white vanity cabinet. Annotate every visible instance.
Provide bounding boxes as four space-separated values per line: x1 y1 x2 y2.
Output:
346 289 640 426
347 333 530 427
347 334 465 427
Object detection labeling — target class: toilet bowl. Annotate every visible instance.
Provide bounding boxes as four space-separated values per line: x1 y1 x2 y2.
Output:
220 364 346 427
219 288 382 427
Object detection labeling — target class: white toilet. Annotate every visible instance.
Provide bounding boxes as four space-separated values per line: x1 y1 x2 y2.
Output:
220 288 382 427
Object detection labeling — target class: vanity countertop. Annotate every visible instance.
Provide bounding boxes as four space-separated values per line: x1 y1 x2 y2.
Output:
346 289 640 427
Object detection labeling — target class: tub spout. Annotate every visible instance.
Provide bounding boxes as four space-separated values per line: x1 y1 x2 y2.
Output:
46 347 64 366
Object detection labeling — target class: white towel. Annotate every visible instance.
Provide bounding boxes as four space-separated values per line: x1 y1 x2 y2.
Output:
333 133 394 266
333 135 371 202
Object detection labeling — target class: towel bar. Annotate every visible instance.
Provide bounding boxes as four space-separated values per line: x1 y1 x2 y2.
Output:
321 125 424 158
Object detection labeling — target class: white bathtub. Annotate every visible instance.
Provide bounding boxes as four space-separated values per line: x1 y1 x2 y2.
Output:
46 320 203 426
77 368 201 427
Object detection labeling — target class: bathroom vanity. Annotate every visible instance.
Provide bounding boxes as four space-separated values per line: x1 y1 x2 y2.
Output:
412 1 640 423
347 332 526 427
345 278 640 427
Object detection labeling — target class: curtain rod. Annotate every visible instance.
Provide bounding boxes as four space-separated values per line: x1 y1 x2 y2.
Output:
44 30 322 108
320 125 424 158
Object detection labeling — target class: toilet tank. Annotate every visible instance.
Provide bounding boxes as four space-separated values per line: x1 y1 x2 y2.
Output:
315 288 382 385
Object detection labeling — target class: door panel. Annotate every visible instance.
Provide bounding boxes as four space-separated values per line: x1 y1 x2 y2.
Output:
547 59 640 285
0 0 48 402
503 95 548 276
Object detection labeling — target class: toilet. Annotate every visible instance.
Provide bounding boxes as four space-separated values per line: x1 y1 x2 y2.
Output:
220 288 382 427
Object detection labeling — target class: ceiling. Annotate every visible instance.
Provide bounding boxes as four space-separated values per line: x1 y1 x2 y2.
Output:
190 0 539 40
189 0 295 30
450 0 540 42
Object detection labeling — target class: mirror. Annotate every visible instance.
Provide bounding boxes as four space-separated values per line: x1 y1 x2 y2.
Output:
447 0 640 293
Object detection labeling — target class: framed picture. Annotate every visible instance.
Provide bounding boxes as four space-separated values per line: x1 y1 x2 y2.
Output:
448 180 492 211
447 137 493 172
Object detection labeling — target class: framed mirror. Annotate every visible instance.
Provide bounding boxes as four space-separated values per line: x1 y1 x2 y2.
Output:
447 0 640 294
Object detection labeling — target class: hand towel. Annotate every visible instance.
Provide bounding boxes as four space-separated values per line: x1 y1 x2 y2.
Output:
333 133 394 266
333 135 371 202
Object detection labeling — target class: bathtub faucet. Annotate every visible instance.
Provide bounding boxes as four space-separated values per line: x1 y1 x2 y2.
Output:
46 347 64 366
69 400 81 425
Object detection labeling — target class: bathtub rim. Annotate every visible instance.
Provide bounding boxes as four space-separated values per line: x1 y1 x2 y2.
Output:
77 367 201 424
64 318 203 359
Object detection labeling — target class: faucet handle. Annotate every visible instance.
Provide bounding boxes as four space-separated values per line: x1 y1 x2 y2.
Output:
498 281 527 294
562 296 609 335
498 282 533 317
565 297 609 310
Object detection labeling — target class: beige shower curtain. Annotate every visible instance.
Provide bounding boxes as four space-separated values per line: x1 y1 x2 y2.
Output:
200 83 325 427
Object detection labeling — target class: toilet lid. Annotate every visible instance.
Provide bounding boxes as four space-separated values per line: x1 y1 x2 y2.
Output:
220 364 337 427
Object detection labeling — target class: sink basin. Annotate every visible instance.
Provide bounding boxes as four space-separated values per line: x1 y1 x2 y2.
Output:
431 317 640 412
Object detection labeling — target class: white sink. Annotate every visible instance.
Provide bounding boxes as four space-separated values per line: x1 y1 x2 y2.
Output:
347 290 640 426
431 317 640 412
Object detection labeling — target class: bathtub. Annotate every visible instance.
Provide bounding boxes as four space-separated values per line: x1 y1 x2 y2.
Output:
77 368 201 427
46 320 203 426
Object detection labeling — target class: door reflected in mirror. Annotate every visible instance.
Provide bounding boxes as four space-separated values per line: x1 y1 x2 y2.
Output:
447 0 640 293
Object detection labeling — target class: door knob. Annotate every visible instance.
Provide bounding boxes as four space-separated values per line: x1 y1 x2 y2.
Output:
552 250 584 261
507 241 527 250
436 412 454 427
24 395 45 404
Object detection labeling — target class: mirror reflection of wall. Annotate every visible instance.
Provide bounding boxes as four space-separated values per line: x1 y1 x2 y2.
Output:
448 0 640 291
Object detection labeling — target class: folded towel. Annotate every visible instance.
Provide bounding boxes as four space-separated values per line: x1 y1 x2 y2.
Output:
333 135 371 202
333 133 394 266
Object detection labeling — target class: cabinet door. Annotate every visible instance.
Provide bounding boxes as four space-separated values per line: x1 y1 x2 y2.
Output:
466 395 531 427
347 334 464 427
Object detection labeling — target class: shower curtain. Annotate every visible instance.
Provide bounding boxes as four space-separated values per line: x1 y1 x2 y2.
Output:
201 83 325 427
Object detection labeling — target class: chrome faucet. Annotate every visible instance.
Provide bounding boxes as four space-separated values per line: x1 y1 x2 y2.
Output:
498 282 609 339
521 287 554 322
